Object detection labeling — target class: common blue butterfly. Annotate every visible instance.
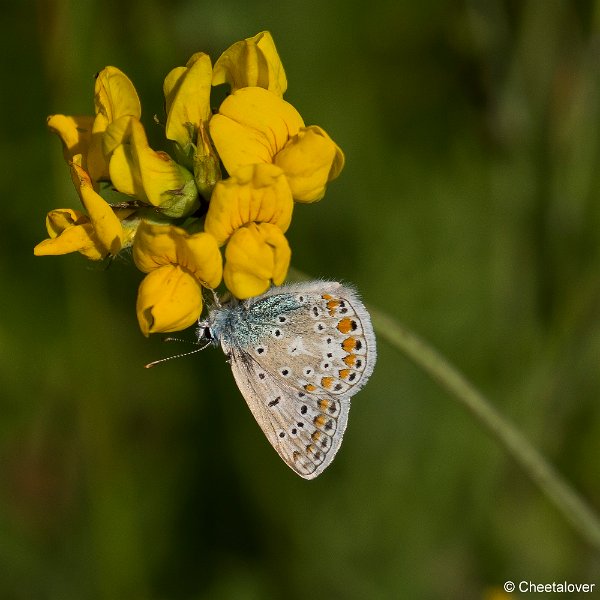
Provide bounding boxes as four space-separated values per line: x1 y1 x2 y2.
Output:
197 281 376 479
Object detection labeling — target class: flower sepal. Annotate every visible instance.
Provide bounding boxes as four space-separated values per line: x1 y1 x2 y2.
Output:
168 121 222 201
193 121 221 200
155 166 200 218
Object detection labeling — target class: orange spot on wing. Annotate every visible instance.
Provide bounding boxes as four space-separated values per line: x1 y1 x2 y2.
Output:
314 415 326 428
337 317 356 334
322 294 333 300
339 369 351 379
327 299 340 316
304 384 316 392
318 398 330 410
312 430 322 441
321 376 334 389
342 337 357 352
343 354 357 367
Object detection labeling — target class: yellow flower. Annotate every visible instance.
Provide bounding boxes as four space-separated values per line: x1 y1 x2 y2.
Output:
224 222 291 299
209 87 344 202
104 116 198 217
46 67 141 187
204 163 293 298
36 32 348 328
39 69 141 261
133 221 222 335
34 155 125 259
204 163 293 245
212 31 287 96
34 209 105 260
33 203 136 261
163 52 220 198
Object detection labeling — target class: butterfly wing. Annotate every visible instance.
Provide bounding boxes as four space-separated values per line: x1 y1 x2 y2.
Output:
227 348 350 479
222 282 376 479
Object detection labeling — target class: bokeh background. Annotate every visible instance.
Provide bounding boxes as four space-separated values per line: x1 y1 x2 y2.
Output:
2 0 600 598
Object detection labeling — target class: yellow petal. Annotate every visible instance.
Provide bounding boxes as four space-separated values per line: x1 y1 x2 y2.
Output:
44 208 88 238
209 87 304 175
104 116 139 195
223 222 291 299
133 221 223 288
88 66 141 182
136 265 203 336
212 31 287 96
88 114 111 182
102 114 132 156
47 115 95 162
182 231 223 289
130 121 197 214
94 66 141 123
133 221 178 272
204 163 293 246
34 221 104 261
164 67 187 115
274 125 345 203
164 52 213 148
70 157 123 255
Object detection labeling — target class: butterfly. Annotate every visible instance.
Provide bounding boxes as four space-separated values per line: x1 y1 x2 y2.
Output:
196 281 377 479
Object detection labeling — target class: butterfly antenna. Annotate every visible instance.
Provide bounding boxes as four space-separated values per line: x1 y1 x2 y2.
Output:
144 341 211 369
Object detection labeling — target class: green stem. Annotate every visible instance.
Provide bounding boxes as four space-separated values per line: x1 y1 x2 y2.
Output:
369 305 600 550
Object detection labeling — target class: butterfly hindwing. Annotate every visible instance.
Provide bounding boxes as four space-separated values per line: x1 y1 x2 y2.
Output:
227 347 350 479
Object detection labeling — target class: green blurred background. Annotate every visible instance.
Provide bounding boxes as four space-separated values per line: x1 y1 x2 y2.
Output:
2 0 600 598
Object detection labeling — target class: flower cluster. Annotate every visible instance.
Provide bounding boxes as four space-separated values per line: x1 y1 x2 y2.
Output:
35 32 344 335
